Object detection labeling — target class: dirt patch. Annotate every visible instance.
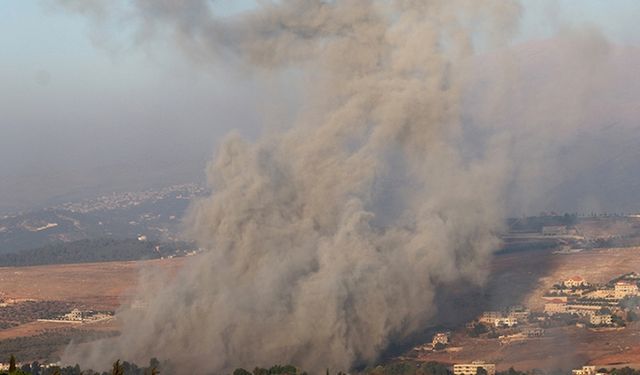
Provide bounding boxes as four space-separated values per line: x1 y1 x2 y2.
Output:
0 257 186 311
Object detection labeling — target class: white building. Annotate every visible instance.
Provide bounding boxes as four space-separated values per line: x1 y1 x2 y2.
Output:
564 276 587 288
583 289 616 300
64 308 83 322
494 316 518 327
590 314 612 326
479 311 502 325
544 299 567 315
572 366 597 375
453 361 496 375
614 281 639 299
507 306 530 323
566 304 602 317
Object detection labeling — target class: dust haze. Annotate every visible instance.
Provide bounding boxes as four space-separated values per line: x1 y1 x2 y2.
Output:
53 0 640 373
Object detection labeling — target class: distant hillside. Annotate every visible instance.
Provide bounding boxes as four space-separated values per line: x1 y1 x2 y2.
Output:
0 183 205 254
0 238 197 267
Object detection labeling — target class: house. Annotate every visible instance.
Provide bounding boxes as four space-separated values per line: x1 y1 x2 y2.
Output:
564 276 587 288
453 361 496 375
432 332 449 347
614 281 639 299
479 311 502 325
583 289 616 300
565 303 601 317
507 306 531 322
572 366 598 375
544 299 567 315
494 316 518 327
64 308 83 322
589 313 612 326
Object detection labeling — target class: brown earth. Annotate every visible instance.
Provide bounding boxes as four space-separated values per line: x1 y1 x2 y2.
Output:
0 257 187 361
2 247 640 366
0 257 186 311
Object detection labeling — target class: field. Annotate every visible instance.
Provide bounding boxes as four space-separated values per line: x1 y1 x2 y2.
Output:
0 257 186 362
0 258 186 311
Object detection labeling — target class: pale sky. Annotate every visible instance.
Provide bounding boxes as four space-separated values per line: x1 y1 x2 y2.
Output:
0 0 639 213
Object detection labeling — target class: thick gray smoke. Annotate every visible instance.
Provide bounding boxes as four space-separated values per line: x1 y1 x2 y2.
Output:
61 0 523 373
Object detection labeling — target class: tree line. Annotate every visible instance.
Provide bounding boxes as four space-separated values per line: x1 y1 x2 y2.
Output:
0 239 194 267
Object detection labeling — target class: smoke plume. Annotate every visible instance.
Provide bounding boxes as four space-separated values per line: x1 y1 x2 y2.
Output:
61 0 524 372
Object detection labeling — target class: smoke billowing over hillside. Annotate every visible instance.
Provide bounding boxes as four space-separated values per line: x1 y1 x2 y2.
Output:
55 0 640 373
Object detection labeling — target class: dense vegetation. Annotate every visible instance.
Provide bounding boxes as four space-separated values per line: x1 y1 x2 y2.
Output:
0 301 74 328
0 239 195 267
3 357 640 375
0 330 117 365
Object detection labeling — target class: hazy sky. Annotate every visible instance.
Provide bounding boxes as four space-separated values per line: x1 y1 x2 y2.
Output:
0 0 639 213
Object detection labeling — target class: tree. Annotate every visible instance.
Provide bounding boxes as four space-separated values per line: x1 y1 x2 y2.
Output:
112 360 124 375
434 342 446 351
477 367 488 375
8 355 16 373
234 369 252 375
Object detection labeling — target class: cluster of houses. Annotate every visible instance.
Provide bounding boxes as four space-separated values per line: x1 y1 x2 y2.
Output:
478 305 531 328
453 361 496 375
37 308 113 324
572 366 607 375
543 273 640 326
451 363 605 375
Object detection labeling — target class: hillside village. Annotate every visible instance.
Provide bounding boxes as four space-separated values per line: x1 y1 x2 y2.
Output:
411 268 640 375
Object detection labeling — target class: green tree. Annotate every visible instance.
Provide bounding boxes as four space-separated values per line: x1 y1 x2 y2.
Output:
8 355 15 373
234 369 252 375
477 367 488 375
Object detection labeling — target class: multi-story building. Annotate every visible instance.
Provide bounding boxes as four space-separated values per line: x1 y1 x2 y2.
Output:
572 366 597 375
64 308 83 322
589 314 613 326
565 304 602 317
479 311 502 325
507 305 531 323
494 316 518 327
614 281 639 299
544 299 567 315
453 361 496 375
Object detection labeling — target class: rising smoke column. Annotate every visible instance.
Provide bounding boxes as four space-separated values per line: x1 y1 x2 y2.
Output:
62 1 521 373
